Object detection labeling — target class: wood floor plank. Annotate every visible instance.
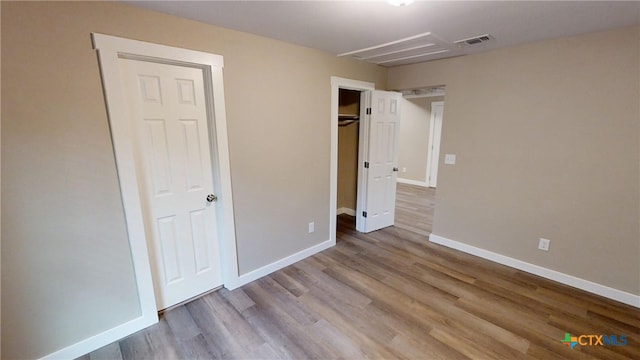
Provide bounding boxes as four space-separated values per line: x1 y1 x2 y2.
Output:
389 331 470 360
526 343 597 360
163 305 202 341
177 334 219 360
429 326 519 360
586 303 640 329
184 297 247 358
269 269 309 297
87 342 123 360
294 289 402 359
85 183 639 359
238 305 310 360
469 275 590 319
245 342 282 360
290 257 372 308
202 291 266 353
118 314 182 360
316 252 532 358
309 318 369 359
218 287 256 313
394 184 434 236
455 297 581 359
322 244 533 353
242 281 336 359
288 262 399 348
253 276 318 326
548 312 640 360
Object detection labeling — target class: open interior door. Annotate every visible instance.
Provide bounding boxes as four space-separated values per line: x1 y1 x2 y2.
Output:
356 90 402 233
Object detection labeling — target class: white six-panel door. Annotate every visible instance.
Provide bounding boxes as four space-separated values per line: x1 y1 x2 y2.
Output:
120 59 222 310
362 90 402 232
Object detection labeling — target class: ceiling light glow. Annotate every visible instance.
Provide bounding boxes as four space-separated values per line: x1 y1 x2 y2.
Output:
388 0 415 6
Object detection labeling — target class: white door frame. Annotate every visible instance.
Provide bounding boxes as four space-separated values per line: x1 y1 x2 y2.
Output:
72 33 239 359
426 101 444 187
330 77 375 239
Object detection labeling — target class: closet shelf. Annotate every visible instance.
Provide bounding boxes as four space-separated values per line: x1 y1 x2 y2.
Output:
338 113 359 120
338 119 357 127
338 113 359 127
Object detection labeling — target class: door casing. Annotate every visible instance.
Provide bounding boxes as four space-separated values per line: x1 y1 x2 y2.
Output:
330 77 374 241
331 77 402 235
84 33 239 359
426 101 444 187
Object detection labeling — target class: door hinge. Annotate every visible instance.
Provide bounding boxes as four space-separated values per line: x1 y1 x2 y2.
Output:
366 108 372 115
362 211 368 218
364 162 369 168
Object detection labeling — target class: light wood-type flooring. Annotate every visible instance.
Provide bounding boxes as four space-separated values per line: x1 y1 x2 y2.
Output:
394 183 435 236
82 183 639 359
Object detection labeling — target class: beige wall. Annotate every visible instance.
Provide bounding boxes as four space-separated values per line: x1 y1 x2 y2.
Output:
397 96 444 183
338 88 360 115
0 3 3 358
1 1 386 358
0 2 4 358
338 123 359 210
389 26 640 295
2 3 141 359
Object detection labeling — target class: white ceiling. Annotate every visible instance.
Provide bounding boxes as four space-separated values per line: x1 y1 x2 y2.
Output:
127 1 640 67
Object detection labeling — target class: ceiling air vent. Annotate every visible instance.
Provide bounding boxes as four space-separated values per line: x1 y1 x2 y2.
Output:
454 34 494 46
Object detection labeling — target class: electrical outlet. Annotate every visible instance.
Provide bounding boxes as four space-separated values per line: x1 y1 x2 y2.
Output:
402 167 407 173
444 154 456 165
308 222 315 233
538 238 550 251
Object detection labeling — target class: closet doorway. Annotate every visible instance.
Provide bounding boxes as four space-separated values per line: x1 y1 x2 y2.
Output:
330 77 402 240
336 88 361 219
330 77 373 242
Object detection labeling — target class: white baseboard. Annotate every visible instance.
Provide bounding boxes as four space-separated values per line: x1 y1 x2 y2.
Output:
429 234 640 308
40 314 157 360
42 238 336 358
337 207 355 216
227 238 335 290
397 178 429 187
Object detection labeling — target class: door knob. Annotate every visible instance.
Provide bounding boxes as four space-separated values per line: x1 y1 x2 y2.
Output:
206 194 218 203
393 167 399 172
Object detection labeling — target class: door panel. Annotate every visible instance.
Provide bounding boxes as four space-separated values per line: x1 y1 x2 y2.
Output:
182 120 205 191
120 59 222 310
158 216 181 283
145 119 173 195
362 90 402 232
189 209 211 273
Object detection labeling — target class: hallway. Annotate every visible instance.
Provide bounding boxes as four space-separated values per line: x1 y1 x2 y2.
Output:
394 182 435 236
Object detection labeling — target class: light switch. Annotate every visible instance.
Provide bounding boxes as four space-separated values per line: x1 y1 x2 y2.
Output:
444 154 456 165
